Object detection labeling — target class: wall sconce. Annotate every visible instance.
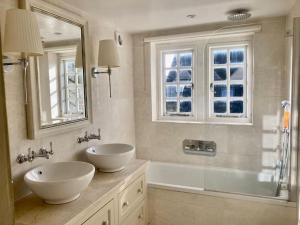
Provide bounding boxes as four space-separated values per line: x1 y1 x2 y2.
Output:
2 8 43 103
91 39 120 98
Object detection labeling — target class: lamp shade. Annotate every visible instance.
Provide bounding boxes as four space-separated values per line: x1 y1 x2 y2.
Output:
3 9 43 56
98 39 120 68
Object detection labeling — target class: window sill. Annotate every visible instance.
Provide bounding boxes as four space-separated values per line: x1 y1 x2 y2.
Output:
152 118 253 126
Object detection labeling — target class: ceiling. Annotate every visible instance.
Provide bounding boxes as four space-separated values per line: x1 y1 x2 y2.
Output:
35 10 81 42
60 0 296 33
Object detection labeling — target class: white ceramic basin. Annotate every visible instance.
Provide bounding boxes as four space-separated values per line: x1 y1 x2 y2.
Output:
86 144 135 172
24 161 95 204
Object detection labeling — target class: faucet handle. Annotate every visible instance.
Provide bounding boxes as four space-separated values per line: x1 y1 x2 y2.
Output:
49 142 54 155
39 146 47 154
28 148 35 162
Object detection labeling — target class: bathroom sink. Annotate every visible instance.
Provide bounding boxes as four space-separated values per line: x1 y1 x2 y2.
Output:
24 161 95 204
86 143 135 172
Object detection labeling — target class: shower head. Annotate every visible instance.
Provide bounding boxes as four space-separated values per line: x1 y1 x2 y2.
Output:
227 9 251 22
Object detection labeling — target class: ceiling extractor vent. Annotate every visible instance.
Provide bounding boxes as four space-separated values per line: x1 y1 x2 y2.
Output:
227 9 251 22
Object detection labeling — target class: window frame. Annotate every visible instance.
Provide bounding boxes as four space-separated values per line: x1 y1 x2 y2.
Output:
162 49 194 116
150 37 254 125
156 43 198 122
59 56 85 117
207 41 253 124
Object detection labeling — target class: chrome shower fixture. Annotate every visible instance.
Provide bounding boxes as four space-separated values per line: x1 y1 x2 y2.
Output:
227 9 251 22
281 100 290 109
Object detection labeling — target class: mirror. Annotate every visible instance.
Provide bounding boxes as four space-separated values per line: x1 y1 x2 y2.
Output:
22 0 91 139
32 7 87 128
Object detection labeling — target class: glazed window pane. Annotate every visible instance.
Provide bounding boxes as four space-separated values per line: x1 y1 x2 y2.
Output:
179 70 192 81
214 85 227 97
230 101 243 113
180 100 192 112
230 85 244 97
180 52 192 67
230 67 243 80
165 70 177 82
165 85 177 97
230 49 244 63
214 68 227 81
166 101 177 113
165 54 177 68
214 101 227 113
179 85 192 97
213 50 227 64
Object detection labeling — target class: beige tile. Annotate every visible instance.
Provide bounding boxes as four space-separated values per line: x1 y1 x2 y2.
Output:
134 17 288 173
148 188 297 225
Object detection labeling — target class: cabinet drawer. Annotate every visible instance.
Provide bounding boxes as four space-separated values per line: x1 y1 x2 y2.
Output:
121 200 146 225
82 200 115 225
119 175 145 219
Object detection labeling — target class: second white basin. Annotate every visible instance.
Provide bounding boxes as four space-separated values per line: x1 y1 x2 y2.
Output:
86 143 135 172
24 161 95 204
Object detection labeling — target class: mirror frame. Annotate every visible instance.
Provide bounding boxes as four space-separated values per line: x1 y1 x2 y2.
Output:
20 0 92 139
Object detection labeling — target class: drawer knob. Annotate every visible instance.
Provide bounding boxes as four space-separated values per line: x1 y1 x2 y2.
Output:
137 188 142 193
102 221 108 225
122 201 129 208
138 214 143 220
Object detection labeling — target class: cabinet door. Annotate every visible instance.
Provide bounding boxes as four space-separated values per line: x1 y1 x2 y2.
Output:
82 200 115 225
121 200 145 225
119 175 145 219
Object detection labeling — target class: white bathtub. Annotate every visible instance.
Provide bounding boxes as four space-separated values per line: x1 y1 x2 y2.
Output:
146 161 297 225
147 161 282 199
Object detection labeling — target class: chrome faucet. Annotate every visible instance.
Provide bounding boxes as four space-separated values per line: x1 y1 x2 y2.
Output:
89 129 101 140
77 129 101 144
16 142 54 164
77 131 89 144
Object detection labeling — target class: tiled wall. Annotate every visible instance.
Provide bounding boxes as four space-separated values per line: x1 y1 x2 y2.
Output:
148 187 297 225
133 17 288 172
0 0 135 200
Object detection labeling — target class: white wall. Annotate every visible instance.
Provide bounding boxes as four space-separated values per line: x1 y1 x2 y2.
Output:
0 0 135 200
133 17 288 172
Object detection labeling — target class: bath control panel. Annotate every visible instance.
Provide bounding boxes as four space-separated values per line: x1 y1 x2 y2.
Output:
183 139 216 156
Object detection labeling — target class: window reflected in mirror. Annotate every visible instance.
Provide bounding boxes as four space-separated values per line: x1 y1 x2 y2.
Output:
32 8 87 128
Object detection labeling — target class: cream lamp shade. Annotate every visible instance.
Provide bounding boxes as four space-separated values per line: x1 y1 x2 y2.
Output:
98 39 120 68
3 8 44 56
75 42 82 68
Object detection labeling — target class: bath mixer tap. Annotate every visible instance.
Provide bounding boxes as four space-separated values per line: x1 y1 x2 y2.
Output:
16 142 54 164
77 129 101 143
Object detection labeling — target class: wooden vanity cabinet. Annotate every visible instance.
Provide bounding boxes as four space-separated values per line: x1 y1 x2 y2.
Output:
82 200 115 225
79 174 147 225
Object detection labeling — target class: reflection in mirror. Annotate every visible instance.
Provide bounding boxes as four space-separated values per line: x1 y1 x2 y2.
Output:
32 8 87 128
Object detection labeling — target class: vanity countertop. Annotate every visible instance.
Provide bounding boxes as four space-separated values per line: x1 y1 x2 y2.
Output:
15 159 148 225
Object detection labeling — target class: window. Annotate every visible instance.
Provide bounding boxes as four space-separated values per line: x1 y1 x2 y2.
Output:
162 50 194 117
148 29 256 125
208 43 251 123
60 58 85 117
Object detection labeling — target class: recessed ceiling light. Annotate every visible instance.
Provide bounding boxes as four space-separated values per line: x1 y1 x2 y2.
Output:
54 32 62 35
186 14 196 19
